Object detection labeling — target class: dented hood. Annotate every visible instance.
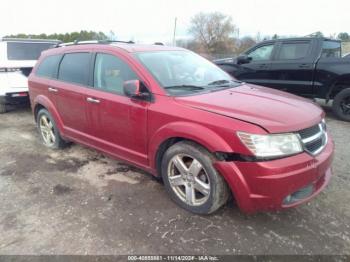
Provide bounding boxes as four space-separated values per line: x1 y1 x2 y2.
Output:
175 84 324 133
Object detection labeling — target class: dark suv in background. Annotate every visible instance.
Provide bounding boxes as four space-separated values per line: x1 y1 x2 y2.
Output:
215 37 350 121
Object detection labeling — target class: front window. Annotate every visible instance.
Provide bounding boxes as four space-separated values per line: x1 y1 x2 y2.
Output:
135 51 239 96
247 44 274 61
321 40 341 58
7 42 56 60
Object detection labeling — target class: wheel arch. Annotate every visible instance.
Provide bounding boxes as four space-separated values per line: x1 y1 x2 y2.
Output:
149 122 233 176
33 95 64 132
327 74 350 100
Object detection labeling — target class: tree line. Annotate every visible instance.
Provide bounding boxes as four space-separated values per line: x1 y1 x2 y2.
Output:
4 30 108 43
5 13 350 58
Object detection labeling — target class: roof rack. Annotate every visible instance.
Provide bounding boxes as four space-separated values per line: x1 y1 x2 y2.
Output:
56 39 135 48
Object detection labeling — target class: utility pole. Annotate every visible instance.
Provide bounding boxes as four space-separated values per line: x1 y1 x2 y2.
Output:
173 17 177 46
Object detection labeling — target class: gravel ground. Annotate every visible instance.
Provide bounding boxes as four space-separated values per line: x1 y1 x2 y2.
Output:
0 104 349 255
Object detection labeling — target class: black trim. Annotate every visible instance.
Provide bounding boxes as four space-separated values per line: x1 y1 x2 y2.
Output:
214 151 303 162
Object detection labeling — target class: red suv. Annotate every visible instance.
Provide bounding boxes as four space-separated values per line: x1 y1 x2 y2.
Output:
28 41 334 214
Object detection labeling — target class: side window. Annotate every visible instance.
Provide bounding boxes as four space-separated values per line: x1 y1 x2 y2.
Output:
58 53 90 85
36 55 61 78
321 41 341 58
277 42 310 60
94 53 138 94
247 44 274 61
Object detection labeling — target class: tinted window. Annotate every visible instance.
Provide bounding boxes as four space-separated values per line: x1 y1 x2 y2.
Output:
36 55 61 78
322 41 341 58
248 44 274 61
7 42 56 60
58 53 90 85
277 42 310 60
94 53 138 94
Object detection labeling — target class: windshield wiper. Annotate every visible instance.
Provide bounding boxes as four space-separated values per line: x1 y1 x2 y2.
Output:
207 79 241 86
164 85 205 90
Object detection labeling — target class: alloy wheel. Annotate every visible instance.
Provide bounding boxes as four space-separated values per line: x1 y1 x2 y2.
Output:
39 115 56 147
340 96 350 115
167 154 210 206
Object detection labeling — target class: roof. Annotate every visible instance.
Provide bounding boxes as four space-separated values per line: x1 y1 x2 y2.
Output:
260 37 339 43
49 40 183 53
109 43 184 53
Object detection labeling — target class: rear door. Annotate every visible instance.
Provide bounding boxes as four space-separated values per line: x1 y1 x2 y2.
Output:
236 42 276 86
269 40 314 95
49 51 93 141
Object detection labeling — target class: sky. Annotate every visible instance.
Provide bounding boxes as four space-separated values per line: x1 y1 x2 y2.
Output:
0 0 349 43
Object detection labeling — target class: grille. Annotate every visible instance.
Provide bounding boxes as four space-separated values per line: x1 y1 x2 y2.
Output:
298 125 320 139
297 122 327 155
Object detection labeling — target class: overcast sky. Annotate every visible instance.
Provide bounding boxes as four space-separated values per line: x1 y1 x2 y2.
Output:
1 0 349 43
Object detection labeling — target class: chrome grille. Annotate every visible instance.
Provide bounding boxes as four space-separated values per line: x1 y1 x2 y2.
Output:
297 122 327 156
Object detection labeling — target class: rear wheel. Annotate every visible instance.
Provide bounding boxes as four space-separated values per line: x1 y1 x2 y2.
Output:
332 88 350 122
161 141 229 214
37 109 66 149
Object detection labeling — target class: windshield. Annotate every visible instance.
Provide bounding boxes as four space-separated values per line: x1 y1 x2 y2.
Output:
7 42 56 61
135 51 240 96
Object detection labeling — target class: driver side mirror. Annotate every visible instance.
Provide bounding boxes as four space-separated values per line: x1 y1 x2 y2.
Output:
123 80 151 101
237 55 252 65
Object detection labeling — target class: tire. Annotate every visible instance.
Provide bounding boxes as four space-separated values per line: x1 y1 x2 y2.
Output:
36 109 66 149
332 88 350 122
0 102 6 114
161 141 229 214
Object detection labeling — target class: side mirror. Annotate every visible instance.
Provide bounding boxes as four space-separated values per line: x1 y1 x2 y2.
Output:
237 55 252 65
123 80 151 100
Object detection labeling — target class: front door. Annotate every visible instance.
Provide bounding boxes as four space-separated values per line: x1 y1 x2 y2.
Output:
236 43 275 87
87 52 149 167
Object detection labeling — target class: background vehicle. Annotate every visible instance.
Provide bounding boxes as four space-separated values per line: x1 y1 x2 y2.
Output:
215 37 350 121
29 41 333 215
0 38 60 113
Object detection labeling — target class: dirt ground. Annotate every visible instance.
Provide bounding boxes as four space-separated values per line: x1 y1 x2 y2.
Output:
0 104 349 255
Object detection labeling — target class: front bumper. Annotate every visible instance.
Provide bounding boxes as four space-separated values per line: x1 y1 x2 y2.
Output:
214 134 334 214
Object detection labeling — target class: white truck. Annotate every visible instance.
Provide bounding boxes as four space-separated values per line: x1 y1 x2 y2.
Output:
0 38 60 113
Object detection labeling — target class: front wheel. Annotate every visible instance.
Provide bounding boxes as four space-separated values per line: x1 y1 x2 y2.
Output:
332 88 350 122
161 141 229 214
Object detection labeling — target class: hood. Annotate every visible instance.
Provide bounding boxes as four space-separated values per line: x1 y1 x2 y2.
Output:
175 84 324 133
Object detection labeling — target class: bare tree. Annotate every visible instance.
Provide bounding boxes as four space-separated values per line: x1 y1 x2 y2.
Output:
235 37 256 54
189 12 237 54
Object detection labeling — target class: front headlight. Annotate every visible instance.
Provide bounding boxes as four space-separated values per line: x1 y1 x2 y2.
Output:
237 132 303 158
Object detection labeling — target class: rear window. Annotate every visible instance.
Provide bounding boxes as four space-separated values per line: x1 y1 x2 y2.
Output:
321 41 341 58
36 55 61 78
277 42 310 60
7 42 56 60
58 53 90 85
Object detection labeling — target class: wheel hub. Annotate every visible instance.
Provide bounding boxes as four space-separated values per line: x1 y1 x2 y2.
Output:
167 154 211 206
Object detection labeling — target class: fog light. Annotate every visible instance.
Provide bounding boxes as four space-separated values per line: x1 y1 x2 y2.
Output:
283 184 314 205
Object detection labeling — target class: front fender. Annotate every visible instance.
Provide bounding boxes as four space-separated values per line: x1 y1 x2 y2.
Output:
33 95 64 133
148 121 232 170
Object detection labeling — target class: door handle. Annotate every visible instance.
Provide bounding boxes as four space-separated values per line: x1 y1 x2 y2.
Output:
86 97 100 104
48 87 58 93
258 64 268 69
299 64 310 68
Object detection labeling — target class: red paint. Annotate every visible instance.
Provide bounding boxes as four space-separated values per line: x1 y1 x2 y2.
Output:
28 44 334 213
